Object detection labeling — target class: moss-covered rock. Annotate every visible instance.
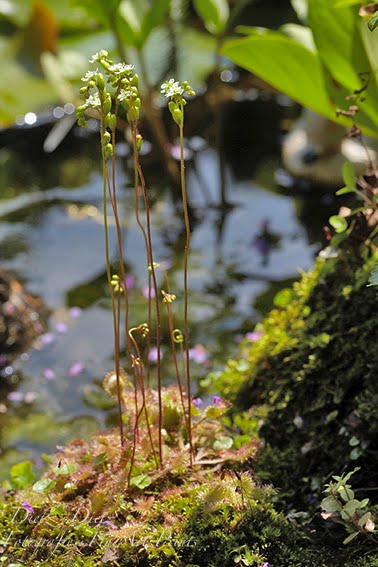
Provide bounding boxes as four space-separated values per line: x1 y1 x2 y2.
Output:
1 382 376 566
211 245 378 512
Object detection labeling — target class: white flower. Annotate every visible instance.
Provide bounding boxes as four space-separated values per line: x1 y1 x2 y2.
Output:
89 50 108 63
85 93 101 108
160 78 184 98
117 88 135 102
108 63 134 75
81 69 99 83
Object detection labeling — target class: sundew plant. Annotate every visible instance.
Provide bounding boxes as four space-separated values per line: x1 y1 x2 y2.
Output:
76 51 196 476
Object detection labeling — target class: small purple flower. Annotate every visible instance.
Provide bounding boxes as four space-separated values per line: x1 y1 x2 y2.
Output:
69 307 82 318
212 396 222 405
7 391 24 402
40 332 56 346
142 285 156 299
192 398 203 407
55 322 68 334
55 445 65 453
148 346 163 364
0 354 7 366
68 362 85 377
245 331 263 342
21 501 34 515
43 368 56 380
101 520 117 530
261 563 270 567
188 344 209 364
125 275 135 290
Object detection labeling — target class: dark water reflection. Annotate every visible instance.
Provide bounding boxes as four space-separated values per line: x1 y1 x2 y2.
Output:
0 107 336 478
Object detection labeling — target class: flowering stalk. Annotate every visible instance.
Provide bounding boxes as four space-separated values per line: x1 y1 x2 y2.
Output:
161 79 196 464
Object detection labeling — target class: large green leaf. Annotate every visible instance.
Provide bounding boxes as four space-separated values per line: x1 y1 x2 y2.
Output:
308 0 378 130
117 0 142 48
221 30 335 119
193 0 229 35
141 0 171 45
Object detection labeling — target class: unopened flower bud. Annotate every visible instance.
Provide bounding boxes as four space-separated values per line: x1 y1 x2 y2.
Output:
104 143 113 160
172 108 183 126
102 131 111 145
103 94 112 115
107 113 117 131
136 134 143 151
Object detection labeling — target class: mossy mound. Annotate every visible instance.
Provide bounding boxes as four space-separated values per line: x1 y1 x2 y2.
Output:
1 471 377 567
212 245 378 511
1 383 376 566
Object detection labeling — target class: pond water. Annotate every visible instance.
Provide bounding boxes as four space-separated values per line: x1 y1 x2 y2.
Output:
0 95 337 480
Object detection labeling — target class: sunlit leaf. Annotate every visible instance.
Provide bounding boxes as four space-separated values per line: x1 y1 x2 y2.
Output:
308 0 378 132
33 478 56 493
368 10 378 30
53 462 77 475
193 0 229 35
130 474 151 490
329 215 348 233
10 461 35 488
221 31 337 120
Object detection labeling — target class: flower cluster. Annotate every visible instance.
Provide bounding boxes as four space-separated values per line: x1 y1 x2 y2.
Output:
160 78 195 126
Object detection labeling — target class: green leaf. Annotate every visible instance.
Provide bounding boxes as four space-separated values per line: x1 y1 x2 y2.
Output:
329 215 348 233
33 478 56 493
193 0 229 35
10 461 35 489
343 531 359 544
308 0 378 133
368 11 378 31
130 474 151 490
338 485 355 501
221 31 336 120
74 0 121 25
321 495 342 513
280 23 316 51
342 161 356 189
141 0 170 44
50 504 65 516
213 436 234 451
53 463 77 475
308 0 366 92
358 498 370 509
117 0 142 48
358 511 372 526
367 263 378 286
335 0 361 6
291 0 308 22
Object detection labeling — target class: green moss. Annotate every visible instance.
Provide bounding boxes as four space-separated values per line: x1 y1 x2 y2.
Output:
212 246 378 510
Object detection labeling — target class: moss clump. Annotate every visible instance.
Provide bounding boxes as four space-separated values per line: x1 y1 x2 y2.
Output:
1 383 376 566
211 245 378 511
1 476 377 567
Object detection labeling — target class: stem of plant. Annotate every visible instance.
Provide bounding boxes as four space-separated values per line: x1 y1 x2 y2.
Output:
101 119 124 446
179 102 194 465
